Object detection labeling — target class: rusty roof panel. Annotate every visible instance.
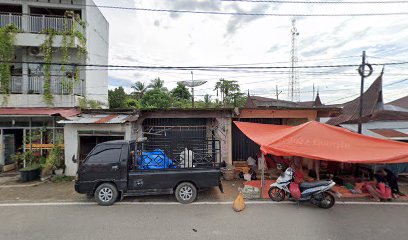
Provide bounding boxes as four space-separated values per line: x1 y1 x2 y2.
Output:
58 114 138 124
94 114 118 124
370 129 408 138
0 108 80 119
387 95 408 110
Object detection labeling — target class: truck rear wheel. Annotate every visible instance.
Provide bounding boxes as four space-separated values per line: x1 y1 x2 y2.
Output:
175 182 197 204
95 183 118 206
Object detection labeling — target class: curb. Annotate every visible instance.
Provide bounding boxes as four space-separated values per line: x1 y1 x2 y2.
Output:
0 180 47 188
1 200 408 207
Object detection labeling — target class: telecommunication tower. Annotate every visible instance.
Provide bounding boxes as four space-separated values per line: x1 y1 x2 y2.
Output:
288 19 300 102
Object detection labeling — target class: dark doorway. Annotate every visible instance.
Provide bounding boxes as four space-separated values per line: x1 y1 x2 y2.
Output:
2 129 23 165
3 129 24 151
232 118 282 162
78 135 124 161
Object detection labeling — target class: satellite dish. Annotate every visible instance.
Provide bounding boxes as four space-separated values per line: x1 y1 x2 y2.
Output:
178 81 207 87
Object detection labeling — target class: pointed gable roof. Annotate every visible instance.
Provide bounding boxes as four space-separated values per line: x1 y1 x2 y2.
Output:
387 95 408 110
327 73 383 125
245 93 325 108
314 92 322 106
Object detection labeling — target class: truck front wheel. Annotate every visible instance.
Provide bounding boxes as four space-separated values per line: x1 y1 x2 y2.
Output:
175 182 197 204
95 183 118 206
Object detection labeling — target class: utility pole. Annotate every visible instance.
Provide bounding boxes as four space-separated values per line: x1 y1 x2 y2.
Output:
275 85 282 107
357 51 373 134
191 71 194 108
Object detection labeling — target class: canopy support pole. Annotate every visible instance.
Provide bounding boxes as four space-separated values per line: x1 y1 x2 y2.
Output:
261 154 265 199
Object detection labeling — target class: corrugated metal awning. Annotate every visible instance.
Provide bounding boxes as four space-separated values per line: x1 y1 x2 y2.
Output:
58 114 139 124
0 107 80 119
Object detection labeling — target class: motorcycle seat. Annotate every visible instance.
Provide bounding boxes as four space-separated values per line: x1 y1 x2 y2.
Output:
299 181 332 191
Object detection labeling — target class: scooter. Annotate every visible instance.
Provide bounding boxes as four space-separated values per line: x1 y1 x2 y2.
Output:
268 167 336 209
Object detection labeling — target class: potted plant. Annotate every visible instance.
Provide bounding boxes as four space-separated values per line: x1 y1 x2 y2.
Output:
42 145 63 178
19 151 41 182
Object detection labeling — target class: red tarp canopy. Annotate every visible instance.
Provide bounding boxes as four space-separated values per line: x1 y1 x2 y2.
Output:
234 121 408 164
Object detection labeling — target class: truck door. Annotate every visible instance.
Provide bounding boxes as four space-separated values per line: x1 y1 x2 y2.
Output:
80 144 123 182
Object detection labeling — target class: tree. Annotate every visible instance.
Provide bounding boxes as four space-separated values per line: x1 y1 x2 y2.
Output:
204 94 211 107
231 92 247 107
131 81 147 99
108 86 127 109
172 99 191 108
171 82 191 101
148 77 167 91
140 88 171 108
125 98 141 109
214 79 242 107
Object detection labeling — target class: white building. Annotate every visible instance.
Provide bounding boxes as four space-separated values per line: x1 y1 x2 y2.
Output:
0 0 109 107
0 0 108 170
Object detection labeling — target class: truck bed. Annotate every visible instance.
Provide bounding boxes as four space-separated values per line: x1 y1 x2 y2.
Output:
126 168 221 196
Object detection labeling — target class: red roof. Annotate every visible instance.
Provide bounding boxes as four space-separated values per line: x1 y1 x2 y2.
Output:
0 108 80 119
234 121 408 163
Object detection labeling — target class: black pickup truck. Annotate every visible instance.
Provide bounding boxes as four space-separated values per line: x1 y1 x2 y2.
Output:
74 139 223 206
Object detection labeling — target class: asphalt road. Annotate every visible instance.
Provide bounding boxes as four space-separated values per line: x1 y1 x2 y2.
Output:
1 202 407 240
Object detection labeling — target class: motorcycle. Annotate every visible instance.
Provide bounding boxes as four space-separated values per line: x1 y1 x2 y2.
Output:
268 167 337 209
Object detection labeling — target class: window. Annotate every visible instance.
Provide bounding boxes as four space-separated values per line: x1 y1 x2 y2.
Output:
86 148 122 164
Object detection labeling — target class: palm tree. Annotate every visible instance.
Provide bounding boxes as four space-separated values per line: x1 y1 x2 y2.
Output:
214 78 240 107
148 77 167 91
131 81 147 99
204 94 211 107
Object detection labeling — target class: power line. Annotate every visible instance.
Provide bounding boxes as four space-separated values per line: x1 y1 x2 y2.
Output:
31 2 408 17
316 78 408 104
221 0 408 4
3 60 408 69
384 78 408 87
325 93 359 104
183 56 360 67
93 6 408 17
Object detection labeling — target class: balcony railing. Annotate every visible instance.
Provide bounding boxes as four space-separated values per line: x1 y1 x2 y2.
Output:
2 76 84 96
0 13 84 34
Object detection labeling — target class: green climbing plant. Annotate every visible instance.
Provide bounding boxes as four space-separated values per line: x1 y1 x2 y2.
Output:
39 11 87 105
42 144 63 174
0 12 87 106
78 97 102 109
0 24 19 104
40 28 57 106
68 11 87 88
60 14 71 93
60 11 87 94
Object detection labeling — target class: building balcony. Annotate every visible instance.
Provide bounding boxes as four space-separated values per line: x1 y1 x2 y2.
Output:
5 75 84 96
0 76 84 107
0 13 84 47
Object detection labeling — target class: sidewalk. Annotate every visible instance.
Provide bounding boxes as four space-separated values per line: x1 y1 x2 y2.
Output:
0 177 243 203
1 176 408 203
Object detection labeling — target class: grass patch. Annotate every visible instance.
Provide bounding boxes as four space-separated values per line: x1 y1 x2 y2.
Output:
51 175 74 183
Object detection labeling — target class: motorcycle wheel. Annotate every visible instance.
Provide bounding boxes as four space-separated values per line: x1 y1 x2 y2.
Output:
318 192 335 209
268 187 286 202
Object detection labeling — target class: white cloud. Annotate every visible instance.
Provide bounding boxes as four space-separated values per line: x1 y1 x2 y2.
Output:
94 0 408 103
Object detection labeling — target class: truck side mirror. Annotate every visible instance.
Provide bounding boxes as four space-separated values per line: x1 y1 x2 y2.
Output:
72 155 77 163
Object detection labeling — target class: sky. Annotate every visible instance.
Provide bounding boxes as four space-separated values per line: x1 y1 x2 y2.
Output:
93 0 408 104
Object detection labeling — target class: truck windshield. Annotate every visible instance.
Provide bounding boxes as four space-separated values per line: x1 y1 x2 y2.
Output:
84 145 122 164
